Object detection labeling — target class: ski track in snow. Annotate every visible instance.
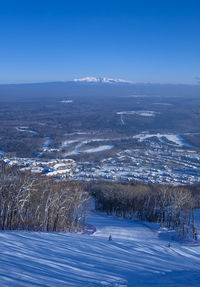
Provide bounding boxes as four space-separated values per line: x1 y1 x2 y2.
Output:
117 111 158 117
0 212 200 286
133 133 189 147
16 127 39 135
64 139 114 156
83 145 114 153
120 114 125 125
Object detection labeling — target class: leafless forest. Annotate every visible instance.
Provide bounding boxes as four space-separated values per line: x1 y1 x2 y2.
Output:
92 181 200 238
1 161 200 238
0 163 90 232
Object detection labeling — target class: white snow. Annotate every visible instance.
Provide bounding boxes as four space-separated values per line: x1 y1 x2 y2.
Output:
37 137 54 157
61 140 80 149
53 163 68 169
61 100 73 103
0 212 200 286
83 145 114 153
16 127 39 135
43 137 53 151
133 133 189 146
153 103 173 106
73 77 134 84
126 94 147 98
46 168 71 176
120 114 125 125
117 111 158 117
63 139 114 156
64 132 90 136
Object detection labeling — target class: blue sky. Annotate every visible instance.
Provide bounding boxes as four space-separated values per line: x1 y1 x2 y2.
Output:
0 0 200 84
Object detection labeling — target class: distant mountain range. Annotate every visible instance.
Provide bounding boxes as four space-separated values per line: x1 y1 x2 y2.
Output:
73 77 134 84
0 77 200 101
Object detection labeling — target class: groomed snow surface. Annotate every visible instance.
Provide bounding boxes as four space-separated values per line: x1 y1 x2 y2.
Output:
1 212 200 286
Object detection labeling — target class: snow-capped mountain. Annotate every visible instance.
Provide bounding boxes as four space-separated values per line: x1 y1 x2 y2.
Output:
73 77 134 84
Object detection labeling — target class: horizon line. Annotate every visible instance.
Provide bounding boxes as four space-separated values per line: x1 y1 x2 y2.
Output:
0 79 199 87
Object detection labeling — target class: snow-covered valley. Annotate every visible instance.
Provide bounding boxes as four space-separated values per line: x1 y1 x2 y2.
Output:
1 211 200 287
2 130 200 185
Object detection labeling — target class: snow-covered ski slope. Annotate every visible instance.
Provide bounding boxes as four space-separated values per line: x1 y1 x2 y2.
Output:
0 212 200 287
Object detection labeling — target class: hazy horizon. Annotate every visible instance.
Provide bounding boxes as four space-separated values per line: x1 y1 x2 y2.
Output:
0 76 200 86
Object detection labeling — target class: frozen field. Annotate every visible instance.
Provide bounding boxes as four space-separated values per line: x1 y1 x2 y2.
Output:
0 212 200 286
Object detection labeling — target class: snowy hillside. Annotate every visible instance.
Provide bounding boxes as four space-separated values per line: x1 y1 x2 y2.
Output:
1 211 200 286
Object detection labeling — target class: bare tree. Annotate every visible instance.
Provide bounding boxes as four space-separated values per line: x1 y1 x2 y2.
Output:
0 163 90 232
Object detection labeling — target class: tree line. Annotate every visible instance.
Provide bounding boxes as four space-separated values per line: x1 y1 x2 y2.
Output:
1 162 200 238
90 181 200 239
0 163 90 232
